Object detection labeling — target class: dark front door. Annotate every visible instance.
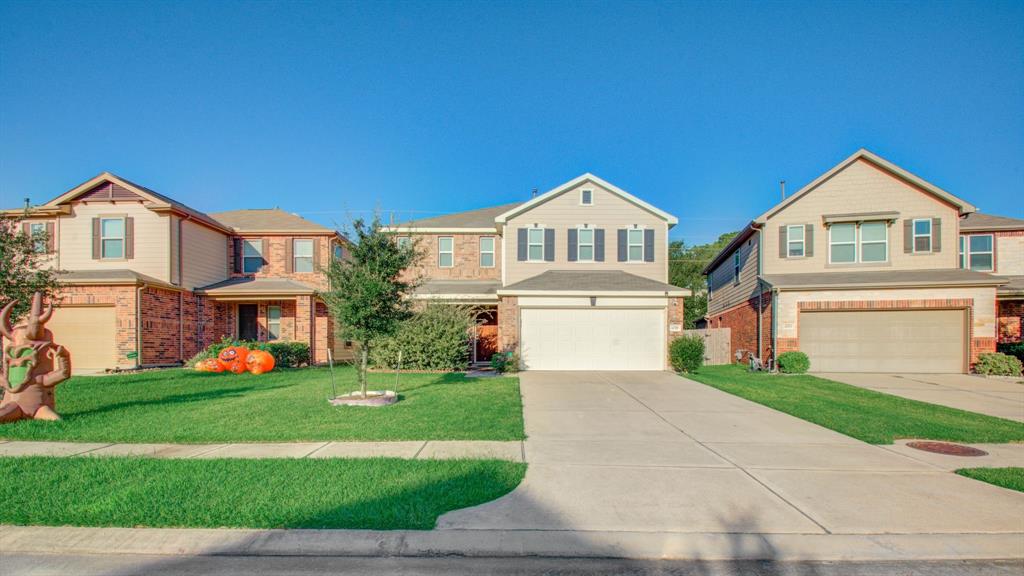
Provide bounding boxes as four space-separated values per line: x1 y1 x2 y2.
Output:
238 304 258 341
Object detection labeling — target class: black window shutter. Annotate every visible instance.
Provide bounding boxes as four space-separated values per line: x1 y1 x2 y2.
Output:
567 229 578 262
805 224 814 257
233 238 243 273
617 229 627 262
903 220 913 253
516 228 527 262
778 226 787 258
643 229 655 262
932 218 942 252
594 229 605 261
544 228 555 262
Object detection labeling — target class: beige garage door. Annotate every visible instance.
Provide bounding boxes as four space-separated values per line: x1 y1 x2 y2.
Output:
800 309 965 373
46 306 117 372
520 307 665 371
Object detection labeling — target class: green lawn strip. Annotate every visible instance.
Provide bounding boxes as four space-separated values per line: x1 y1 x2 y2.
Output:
686 365 1024 444
956 468 1024 492
0 367 524 443
0 456 526 529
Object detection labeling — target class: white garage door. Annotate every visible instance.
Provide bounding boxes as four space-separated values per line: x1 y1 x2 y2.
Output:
519 308 665 371
46 306 117 372
800 309 965 373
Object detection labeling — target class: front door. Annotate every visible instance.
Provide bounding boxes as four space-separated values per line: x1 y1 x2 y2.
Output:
238 304 258 341
474 310 498 362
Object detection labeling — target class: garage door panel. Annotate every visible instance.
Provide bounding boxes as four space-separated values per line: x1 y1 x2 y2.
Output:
46 306 117 372
520 308 664 371
800 310 964 373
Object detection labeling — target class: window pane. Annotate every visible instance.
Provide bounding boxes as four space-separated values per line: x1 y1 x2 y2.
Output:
243 257 262 273
830 224 855 243
243 240 261 256
439 253 453 267
396 237 410 249
334 244 344 260
101 218 123 238
969 235 992 252
914 219 931 235
294 257 313 273
788 225 804 241
970 253 993 271
581 190 592 204
788 242 804 257
528 229 543 243
861 242 887 262
480 237 494 252
480 253 494 267
628 229 643 244
438 237 453 251
914 236 931 252
831 244 855 263
102 239 123 258
860 222 886 242
578 229 593 244
268 306 281 321
528 245 543 261
628 245 643 261
579 245 593 261
294 240 313 257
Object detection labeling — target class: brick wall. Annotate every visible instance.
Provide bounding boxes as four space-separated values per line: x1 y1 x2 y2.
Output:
709 291 772 362
401 233 501 282
497 296 519 353
140 286 184 365
229 234 333 290
998 300 1023 344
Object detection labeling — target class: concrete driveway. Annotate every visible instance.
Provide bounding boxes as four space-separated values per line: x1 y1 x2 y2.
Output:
819 372 1024 422
439 371 1024 535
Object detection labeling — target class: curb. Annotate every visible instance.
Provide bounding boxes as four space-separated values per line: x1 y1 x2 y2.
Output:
2 526 1023 561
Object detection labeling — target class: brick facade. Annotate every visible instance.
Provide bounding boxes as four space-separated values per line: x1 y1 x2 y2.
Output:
401 233 502 282
140 286 186 365
998 300 1023 344
709 291 773 363
229 234 334 291
497 296 519 354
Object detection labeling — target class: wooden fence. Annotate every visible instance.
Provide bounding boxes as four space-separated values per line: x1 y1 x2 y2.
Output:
682 328 732 365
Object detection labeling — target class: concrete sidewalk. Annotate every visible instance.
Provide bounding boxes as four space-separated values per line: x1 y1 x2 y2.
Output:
0 439 524 461
819 372 1024 422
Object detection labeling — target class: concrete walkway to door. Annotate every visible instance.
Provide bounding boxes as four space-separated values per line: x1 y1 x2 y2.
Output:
439 371 1024 536
819 372 1024 422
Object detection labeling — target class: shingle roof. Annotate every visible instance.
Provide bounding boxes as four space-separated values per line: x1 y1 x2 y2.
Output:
57 269 176 289
960 212 1024 232
415 280 500 298
210 209 335 233
110 173 226 231
391 203 522 230
761 269 1007 290
196 277 317 295
999 276 1024 297
500 270 688 294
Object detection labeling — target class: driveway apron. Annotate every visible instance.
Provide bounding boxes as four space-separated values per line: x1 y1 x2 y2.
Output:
438 371 1024 535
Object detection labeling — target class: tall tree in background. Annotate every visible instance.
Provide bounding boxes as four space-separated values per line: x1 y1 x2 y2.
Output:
0 213 60 323
321 216 420 398
669 231 738 328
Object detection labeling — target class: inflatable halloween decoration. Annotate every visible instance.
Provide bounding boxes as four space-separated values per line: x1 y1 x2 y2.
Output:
217 346 249 374
246 350 276 375
194 358 223 373
1 293 72 423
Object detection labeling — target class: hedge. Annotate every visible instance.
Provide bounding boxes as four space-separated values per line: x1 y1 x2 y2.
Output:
187 337 311 369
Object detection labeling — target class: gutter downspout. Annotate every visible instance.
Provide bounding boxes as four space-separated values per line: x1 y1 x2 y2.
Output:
136 283 147 369
755 225 763 359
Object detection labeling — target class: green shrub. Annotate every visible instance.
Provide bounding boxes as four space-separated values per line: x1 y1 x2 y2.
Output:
490 350 520 374
997 342 1024 364
669 335 704 373
186 337 311 369
974 352 1023 377
369 303 477 371
777 351 810 374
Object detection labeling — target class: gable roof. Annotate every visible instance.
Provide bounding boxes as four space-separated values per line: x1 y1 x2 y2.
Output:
495 173 678 226
755 149 976 223
960 212 1024 232
42 172 231 233
211 208 336 234
386 202 522 231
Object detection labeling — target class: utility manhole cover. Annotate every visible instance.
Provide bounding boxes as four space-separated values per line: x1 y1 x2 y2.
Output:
906 441 988 457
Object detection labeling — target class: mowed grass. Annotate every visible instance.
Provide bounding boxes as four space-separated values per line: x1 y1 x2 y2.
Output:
0 456 526 529
0 367 524 443
956 467 1024 493
687 365 1024 444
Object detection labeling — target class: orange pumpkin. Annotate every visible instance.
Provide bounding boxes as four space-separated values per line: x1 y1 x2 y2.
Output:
218 346 249 374
195 358 223 372
246 350 276 375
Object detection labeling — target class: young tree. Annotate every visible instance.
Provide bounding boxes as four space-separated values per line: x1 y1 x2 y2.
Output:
0 213 60 323
668 231 738 328
321 216 420 398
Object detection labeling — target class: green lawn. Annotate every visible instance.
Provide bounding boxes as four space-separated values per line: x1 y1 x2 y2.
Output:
956 467 1024 493
686 365 1024 444
0 456 525 529
0 367 524 443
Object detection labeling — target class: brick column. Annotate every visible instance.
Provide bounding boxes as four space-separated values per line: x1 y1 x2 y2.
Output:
497 296 519 354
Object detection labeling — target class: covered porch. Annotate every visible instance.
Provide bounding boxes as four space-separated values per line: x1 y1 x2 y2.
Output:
414 279 501 364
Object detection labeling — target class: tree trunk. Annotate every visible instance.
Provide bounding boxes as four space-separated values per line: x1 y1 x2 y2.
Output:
359 345 368 399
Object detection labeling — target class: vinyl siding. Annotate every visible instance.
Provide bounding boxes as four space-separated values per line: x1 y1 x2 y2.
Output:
169 215 181 285
181 219 229 289
707 231 762 315
59 202 171 282
762 159 960 274
503 181 669 285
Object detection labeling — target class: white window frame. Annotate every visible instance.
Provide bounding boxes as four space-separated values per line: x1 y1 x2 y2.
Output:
858 221 888 263
438 236 454 268
580 189 593 205
100 217 126 260
912 218 932 253
787 224 805 258
527 228 545 262
732 252 740 285
959 236 966 269
267 305 282 341
828 223 858 264
29 222 47 254
293 239 314 273
333 243 344 260
964 234 994 272
242 239 264 274
396 236 411 250
627 228 644 262
479 236 495 268
577 227 594 262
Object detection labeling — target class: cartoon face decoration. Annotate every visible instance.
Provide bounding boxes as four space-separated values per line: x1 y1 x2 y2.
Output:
217 346 249 374
194 358 223 373
5 346 38 392
245 350 276 375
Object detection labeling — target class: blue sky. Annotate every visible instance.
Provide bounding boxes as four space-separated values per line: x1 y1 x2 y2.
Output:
1 1 1021 245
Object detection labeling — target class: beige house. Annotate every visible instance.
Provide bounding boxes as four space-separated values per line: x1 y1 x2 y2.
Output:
703 149 1009 373
384 173 690 371
5 172 349 371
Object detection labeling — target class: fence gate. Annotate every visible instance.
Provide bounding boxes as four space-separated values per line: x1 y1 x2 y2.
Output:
682 328 731 365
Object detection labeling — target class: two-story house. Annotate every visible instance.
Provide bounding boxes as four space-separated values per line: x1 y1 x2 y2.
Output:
959 212 1024 344
384 173 690 371
702 149 1008 374
3 172 349 371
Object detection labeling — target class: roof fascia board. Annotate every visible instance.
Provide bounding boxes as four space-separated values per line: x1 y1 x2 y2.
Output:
701 222 757 275
496 288 691 297
382 227 498 234
495 173 678 225
772 280 1007 291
